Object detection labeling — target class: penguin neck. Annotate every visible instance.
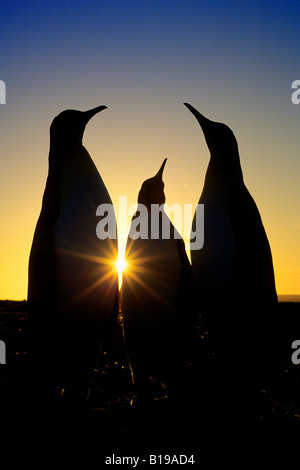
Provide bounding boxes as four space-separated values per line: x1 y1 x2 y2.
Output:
207 150 244 185
49 136 83 154
137 201 165 212
49 142 92 170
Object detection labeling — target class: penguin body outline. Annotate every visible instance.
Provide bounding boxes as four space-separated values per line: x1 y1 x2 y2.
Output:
184 102 278 423
122 159 195 390
28 106 118 401
184 102 277 317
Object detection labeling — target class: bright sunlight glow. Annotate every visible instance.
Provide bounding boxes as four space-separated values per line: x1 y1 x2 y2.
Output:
116 253 127 288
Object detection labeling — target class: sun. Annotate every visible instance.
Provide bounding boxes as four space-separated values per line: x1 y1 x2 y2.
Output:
115 253 127 288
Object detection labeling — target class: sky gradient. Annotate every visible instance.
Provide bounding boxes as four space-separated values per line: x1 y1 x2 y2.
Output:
0 0 299 299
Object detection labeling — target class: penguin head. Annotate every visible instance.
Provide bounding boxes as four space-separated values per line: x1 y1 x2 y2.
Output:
50 105 107 149
184 103 242 176
138 158 167 206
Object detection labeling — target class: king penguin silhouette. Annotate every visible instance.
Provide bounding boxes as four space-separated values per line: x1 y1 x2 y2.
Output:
28 106 119 409
122 159 196 402
184 103 278 426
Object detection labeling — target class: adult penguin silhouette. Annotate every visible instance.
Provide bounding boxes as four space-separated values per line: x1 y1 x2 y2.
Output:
28 106 119 408
184 103 278 425
122 159 196 400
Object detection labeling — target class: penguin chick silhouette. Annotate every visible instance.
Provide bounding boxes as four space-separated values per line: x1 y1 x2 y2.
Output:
28 106 119 405
122 159 196 399
184 102 278 423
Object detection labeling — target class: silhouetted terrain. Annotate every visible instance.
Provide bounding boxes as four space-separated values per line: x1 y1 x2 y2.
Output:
0 299 299 451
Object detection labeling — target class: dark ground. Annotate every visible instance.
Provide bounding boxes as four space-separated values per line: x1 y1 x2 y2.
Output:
0 300 300 459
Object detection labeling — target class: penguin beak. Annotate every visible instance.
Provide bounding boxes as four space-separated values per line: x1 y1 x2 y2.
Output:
84 105 107 123
184 102 218 153
184 103 212 130
154 158 167 180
